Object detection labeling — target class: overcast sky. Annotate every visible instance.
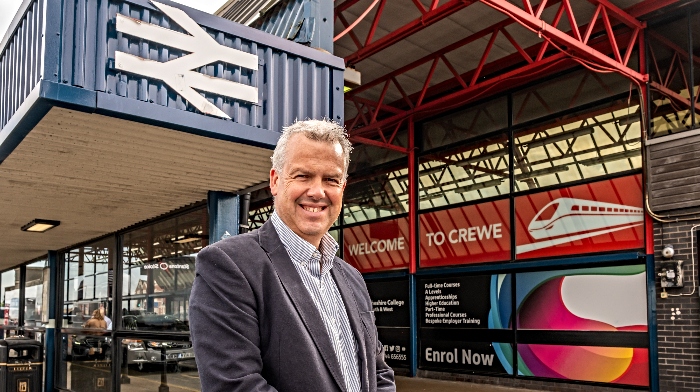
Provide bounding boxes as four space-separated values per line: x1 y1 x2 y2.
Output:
1 0 228 43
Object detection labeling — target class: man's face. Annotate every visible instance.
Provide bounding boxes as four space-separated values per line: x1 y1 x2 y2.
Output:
270 134 346 247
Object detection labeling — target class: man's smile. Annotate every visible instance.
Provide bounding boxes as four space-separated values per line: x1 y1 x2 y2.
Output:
301 205 327 213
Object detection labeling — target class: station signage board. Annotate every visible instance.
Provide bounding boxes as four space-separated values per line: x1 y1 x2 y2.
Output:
417 274 512 375
344 175 643 271
366 278 410 368
419 340 510 374
417 275 500 329
515 174 644 259
344 218 410 273
419 199 510 267
344 199 510 272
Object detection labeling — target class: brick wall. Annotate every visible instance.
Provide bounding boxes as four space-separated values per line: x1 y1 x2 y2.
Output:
654 217 700 392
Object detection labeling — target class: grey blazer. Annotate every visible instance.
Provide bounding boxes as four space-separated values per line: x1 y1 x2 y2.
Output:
189 220 396 392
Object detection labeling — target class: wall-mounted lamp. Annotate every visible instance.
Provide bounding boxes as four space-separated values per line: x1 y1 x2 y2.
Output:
21 219 61 233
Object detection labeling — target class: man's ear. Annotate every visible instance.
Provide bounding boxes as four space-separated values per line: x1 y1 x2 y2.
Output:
270 168 280 196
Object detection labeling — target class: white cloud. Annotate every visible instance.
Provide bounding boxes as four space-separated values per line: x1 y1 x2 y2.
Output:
170 0 229 14
0 0 24 44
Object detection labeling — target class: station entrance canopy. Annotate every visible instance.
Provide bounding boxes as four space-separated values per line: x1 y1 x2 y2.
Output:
0 0 345 269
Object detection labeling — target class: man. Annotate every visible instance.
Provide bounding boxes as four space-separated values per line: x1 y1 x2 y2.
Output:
190 119 395 392
99 304 112 330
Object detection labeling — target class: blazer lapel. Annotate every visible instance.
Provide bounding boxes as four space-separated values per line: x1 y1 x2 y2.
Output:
258 221 347 392
332 264 369 392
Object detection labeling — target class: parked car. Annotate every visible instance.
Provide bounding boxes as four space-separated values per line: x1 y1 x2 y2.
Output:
122 339 194 371
121 313 193 371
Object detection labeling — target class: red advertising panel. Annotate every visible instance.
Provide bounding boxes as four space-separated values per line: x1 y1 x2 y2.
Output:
343 217 410 273
515 174 644 260
420 199 511 267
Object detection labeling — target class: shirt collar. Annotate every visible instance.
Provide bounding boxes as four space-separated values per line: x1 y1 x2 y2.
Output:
270 211 339 275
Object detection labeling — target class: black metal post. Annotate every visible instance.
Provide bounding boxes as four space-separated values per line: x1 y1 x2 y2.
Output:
159 345 170 392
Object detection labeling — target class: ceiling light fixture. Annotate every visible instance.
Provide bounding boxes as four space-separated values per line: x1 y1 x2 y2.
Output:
21 219 60 233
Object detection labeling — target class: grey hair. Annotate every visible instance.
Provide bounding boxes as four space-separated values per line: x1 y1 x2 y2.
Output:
271 119 353 178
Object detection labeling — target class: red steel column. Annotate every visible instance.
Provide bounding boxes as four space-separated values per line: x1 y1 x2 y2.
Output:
639 31 655 256
408 118 418 274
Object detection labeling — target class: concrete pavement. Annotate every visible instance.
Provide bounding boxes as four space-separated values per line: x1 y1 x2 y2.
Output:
396 376 532 392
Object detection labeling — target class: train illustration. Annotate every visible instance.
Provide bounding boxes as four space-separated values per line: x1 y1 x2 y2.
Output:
528 198 643 240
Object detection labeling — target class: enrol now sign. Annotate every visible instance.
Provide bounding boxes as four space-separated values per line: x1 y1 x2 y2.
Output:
344 200 510 273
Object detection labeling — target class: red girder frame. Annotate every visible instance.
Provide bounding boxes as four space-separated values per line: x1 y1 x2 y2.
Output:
335 0 675 272
647 31 700 112
336 0 675 152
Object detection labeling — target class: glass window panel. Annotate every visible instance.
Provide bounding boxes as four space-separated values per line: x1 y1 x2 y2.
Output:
95 273 109 299
247 187 274 230
1 268 20 327
121 207 207 332
513 69 630 125
24 259 48 327
62 237 114 329
514 99 642 192
67 278 80 302
419 134 510 210
649 14 696 136
118 338 197 389
249 204 274 230
57 332 112 391
344 137 409 226
82 276 96 300
422 96 508 152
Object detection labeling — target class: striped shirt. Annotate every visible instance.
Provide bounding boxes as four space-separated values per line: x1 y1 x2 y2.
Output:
271 212 362 392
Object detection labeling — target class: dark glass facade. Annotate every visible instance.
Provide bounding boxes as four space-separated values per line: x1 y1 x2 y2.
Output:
246 65 650 386
53 206 207 392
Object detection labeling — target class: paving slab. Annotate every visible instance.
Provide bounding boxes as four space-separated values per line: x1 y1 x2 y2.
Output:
396 376 532 392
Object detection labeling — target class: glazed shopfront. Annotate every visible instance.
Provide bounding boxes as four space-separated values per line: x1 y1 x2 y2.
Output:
243 66 655 389
346 77 653 388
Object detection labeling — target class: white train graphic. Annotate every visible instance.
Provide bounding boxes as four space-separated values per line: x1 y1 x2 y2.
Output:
516 198 643 254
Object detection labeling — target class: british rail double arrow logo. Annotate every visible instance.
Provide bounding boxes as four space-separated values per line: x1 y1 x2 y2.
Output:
114 1 258 119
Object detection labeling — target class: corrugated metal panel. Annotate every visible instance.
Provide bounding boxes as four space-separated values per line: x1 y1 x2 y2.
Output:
57 0 343 131
0 0 45 129
217 0 281 26
647 130 700 212
255 0 305 41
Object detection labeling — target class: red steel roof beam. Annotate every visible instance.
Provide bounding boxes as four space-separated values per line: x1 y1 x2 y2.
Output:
349 52 574 137
345 7 556 99
625 0 679 18
650 82 700 112
479 0 648 83
347 25 630 133
347 0 676 147
344 0 477 66
347 22 639 136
